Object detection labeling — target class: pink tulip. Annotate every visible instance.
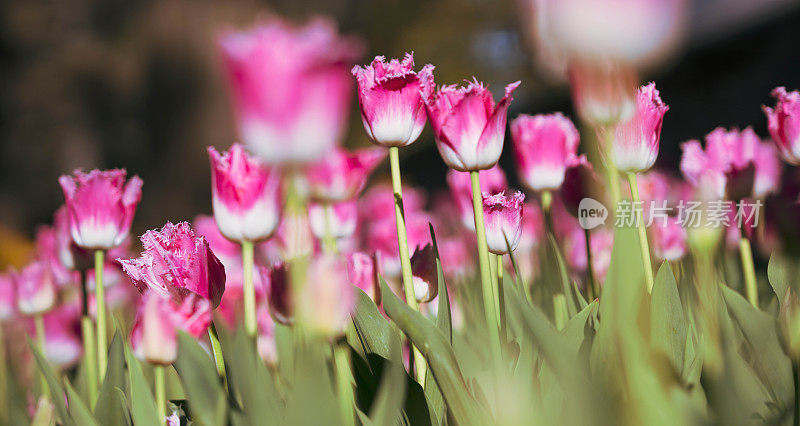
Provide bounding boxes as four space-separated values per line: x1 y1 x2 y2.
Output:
482 191 526 255
421 68 520 171
651 216 687 261
0 272 16 321
411 244 438 303
274 211 315 260
447 165 508 230
41 307 83 369
612 82 668 173
437 237 475 280
518 201 545 253
193 215 242 267
560 156 598 218
260 263 292 325
130 290 211 365
16 261 57 316
346 252 381 304
35 226 79 289
763 87 800 165
360 183 427 220
305 147 386 202
296 254 354 337
217 17 363 163
352 53 431 146
568 60 637 124
511 113 580 191
308 200 358 241
208 144 282 242
589 228 614 283
367 214 433 277
680 127 778 200
59 169 143 250
119 222 226 309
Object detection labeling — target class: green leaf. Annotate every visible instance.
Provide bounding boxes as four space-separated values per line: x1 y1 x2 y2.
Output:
112 387 133 426
650 262 687 373
224 330 281 425
65 380 100 426
721 285 793 410
368 337 406 426
425 223 452 425
548 235 578 318
350 288 402 365
380 279 490 426
767 253 800 305
27 337 71 425
124 343 160 426
96 332 126 423
173 332 228 426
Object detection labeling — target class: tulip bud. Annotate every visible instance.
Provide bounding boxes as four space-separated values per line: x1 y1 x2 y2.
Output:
411 244 438 303
296 255 354 338
59 169 143 250
568 60 637 125
16 261 57 316
763 87 800 166
421 67 520 172
446 166 507 231
130 292 178 365
560 156 599 218
482 191 525 255
779 288 800 362
352 54 429 147
611 82 668 173
0 272 17 321
511 113 580 192
217 18 363 164
260 263 292 325
208 144 282 243
651 216 687 261
308 200 357 241
305 147 386 202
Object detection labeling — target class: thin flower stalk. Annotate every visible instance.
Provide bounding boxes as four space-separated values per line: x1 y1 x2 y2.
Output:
242 241 257 338
95 249 107 380
626 173 655 293
738 234 759 308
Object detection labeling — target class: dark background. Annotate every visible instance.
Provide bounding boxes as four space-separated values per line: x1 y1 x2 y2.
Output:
1 0 799 266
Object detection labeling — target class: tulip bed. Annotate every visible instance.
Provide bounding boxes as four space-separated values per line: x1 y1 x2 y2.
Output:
3 15 800 426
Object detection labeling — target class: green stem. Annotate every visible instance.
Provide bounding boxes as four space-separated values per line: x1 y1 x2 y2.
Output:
470 170 502 363
34 315 49 398
496 254 506 342
626 173 655 293
95 250 107 380
154 364 166 421
333 343 355 426
388 146 427 385
553 294 567 331
584 228 599 300
82 316 97 406
603 126 622 208
242 241 257 338
323 204 338 254
794 363 799 426
208 322 226 380
541 190 553 231
739 235 759 308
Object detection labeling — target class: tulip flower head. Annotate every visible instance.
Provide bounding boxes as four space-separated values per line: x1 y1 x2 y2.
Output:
651 216 687 261
421 68 520 171
16 261 57 316
352 53 431 147
208 144 283 242
411 243 439 303
119 222 226 309
560 156 599 218
308 200 358 241
367 213 433 277
568 60 637 125
482 191 526 255
763 87 800 165
0 272 16 321
296 254 354 337
218 17 363 164
261 263 292 325
611 82 668 173
447 165 508 230
58 169 143 250
42 307 83 369
511 113 580 192
305 147 387 202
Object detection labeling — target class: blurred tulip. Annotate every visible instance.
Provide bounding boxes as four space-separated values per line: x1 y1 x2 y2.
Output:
41 307 82 369
438 237 475 280
119 222 226 309
568 60 637 125
218 17 363 163
651 216 687 261
560 156 599 218
763 87 800 165
482 191 526 254
518 201 545 253
208 144 282 242
447 166 508 230
421 68 520 171
260 263 292 325
58 169 143 250
367 214 433 277
16 261 56 316
353 53 430 147
511 113 580 192
346 252 381 304
256 303 277 366
411 244 438 303
35 226 79 289
275 211 315 260
193 215 242 267
0 272 16 321
611 83 668 173
305 147 386 202
360 183 427 220
296 255 354 337
308 200 358 241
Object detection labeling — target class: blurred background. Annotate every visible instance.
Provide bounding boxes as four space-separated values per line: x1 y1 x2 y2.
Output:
1 0 799 266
